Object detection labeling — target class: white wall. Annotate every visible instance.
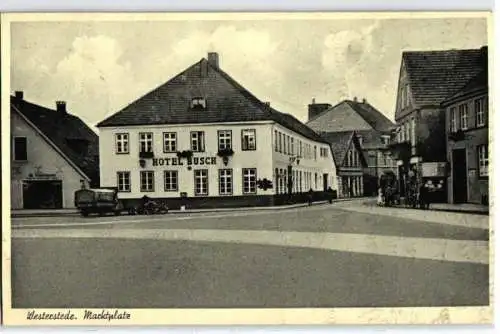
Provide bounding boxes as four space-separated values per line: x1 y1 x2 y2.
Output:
271 123 337 192
10 111 89 209
99 122 274 198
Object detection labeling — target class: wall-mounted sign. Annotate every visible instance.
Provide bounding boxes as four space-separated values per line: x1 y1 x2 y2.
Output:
152 156 217 167
422 162 447 177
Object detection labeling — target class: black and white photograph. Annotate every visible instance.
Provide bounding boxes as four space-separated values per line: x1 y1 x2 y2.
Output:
1 12 493 325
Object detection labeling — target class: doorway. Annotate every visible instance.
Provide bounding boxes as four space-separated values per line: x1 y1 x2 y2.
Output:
323 173 328 191
23 180 63 209
452 149 467 203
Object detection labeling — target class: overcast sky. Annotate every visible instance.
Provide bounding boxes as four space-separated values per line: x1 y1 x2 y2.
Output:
11 17 487 132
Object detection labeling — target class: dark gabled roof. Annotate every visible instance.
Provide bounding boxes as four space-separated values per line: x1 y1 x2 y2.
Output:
319 130 363 167
11 96 99 184
345 100 394 132
444 68 488 104
403 46 487 107
98 57 327 144
306 99 394 133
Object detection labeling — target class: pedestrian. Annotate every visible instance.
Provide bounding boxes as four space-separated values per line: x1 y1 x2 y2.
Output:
377 187 384 206
307 188 314 206
327 186 334 204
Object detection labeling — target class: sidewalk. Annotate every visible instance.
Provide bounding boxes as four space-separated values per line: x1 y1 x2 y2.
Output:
11 199 351 218
363 198 489 215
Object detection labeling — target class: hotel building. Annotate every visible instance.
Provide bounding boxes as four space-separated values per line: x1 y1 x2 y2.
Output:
97 53 337 209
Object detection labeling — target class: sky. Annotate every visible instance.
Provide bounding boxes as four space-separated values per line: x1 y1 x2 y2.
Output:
10 17 487 132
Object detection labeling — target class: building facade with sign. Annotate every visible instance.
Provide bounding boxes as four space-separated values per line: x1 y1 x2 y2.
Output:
97 53 337 209
390 46 487 203
10 92 99 209
443 65 488 204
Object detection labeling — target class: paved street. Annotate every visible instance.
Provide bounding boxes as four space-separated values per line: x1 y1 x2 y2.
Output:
10 201 490 308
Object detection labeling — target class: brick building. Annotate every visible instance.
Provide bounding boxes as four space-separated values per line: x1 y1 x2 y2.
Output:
96 52 338 209
10 92 99 209
390 46 487 203
306 98 396 196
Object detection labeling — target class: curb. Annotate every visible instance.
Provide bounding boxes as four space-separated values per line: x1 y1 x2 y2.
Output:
360 201 489 216
11 198 356 218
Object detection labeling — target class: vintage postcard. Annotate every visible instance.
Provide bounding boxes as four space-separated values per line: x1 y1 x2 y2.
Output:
1 12 493 326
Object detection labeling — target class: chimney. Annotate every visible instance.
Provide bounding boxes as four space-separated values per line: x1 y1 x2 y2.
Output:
307 102 332 121
362 98 367 104
208 52 219 69
264 102 270 107
312 98 316 104
56 101 67 113
353 96 358 102
14 91 24 101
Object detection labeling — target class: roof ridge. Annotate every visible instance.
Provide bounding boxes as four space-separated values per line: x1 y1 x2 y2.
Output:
306 99 348 124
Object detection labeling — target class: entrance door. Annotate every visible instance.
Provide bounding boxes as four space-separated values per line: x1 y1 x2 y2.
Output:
23 180 63 209
452 149 467 203
323 173 328 191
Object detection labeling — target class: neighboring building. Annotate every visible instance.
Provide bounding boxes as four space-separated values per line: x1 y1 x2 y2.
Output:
306 98 396 196
443 67 488 204
96 52 337 209
10 92 99 209
320 131 367 198
391 46 487 203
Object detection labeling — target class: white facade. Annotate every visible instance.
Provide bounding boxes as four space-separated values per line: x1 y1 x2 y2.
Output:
10 111 90 209
99 121 337 200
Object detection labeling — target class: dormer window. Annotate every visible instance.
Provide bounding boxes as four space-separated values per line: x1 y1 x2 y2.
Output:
191 97 206 110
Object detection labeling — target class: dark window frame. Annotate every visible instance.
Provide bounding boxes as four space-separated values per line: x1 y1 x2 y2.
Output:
163 132 177 153
242 168 257 195
164 170 179 192
116 171 131 192
13 136 28 161
140 170 155 192
194 169 209 196
241 129 257 151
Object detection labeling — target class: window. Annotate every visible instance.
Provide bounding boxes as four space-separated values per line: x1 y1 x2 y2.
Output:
163 132 177 153
291 138 294 155
478 145 488 177
274 130 278 151
241 129 256 150
475 97 486 127
13 137 27 161
278 133 282 153
115 133 129 154
117 172 131 192
140 171 154 192
405 122 410 142
299 141 303 158
194 169 208 195
218 130 232 150
286 135 290 155
243 168 257 194
218 169 233 195
401 83 410 108
459 103 468 130
191 97 206 109
139 132 153 153
314 146 317 160
164 170 178 192
191 131 205 152
450 107 457 132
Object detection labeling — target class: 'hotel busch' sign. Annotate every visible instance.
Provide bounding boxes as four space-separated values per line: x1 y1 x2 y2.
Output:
152 156 217 167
